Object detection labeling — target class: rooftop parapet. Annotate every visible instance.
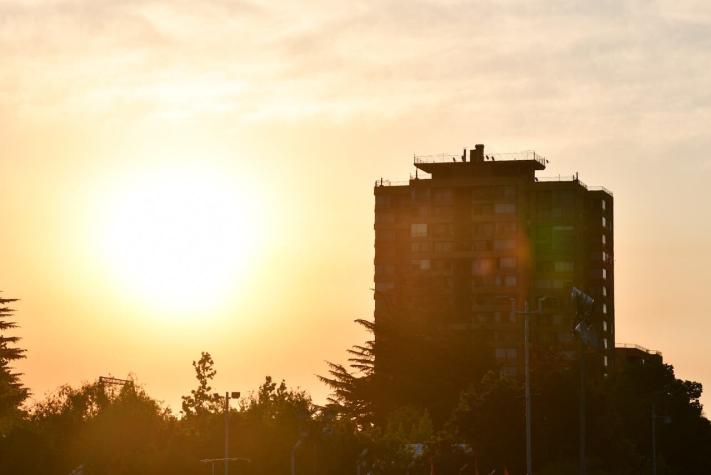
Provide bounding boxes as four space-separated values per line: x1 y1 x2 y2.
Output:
617 343 662 357
414 149 547 168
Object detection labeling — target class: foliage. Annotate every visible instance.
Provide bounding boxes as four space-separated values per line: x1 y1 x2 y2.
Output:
181 351 221 417
0 294 28 436
318 319 377 427
1 378 190 475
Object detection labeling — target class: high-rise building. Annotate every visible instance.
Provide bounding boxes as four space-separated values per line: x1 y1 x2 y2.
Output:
373 144 614 386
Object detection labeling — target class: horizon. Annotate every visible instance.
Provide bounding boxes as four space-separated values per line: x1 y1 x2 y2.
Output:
2 0 711 415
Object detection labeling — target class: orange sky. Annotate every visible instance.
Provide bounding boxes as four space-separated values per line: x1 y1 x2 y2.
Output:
1 0 711 412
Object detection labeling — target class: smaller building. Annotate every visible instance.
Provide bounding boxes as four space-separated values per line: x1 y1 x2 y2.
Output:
615 343 663 371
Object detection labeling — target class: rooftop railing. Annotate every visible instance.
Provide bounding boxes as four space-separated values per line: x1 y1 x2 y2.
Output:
374 178 410 187
535 176 614 196
617 343 662 356
414 150 547 168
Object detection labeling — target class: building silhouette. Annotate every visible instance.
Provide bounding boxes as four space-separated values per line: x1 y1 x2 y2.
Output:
373 144 614 387
615 343 663 371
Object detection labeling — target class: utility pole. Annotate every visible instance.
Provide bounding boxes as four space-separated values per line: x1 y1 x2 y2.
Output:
505 297 548 475
651 403 657 475
524 299 532 475
213 391 240 475
579 338 586 475
224 392 229 475
570 287 594 475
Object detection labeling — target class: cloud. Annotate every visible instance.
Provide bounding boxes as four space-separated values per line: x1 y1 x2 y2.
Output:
0 0 710 139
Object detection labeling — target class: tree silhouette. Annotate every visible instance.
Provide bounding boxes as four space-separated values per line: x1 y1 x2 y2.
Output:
319 319 377 427
0 293 28 436
181 351 221 417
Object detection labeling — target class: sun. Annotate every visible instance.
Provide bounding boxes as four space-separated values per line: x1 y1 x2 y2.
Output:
99 164 263 315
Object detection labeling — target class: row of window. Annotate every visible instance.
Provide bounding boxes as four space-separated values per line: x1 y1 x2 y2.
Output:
410 239 519 253
472 257 517 274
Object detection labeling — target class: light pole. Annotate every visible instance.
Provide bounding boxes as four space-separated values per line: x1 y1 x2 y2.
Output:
570 287 594 475
213 391 240 475
500 296 550 475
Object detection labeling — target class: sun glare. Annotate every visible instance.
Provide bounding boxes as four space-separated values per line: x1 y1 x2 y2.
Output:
99 164 263 316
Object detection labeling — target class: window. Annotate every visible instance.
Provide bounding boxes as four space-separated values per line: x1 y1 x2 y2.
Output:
433 223 452 237
495 203 516 214
433 206 453 217
472 203 494 215
433 189 454 205
602 216 607 228
603 338 609 349
411 242 429 252
433 259 453 272
500 367 517 378
601 199 606 211
473 222 495 239
602 320 608 332
553 279 568 289
374 282 394 291
472 258 495 275
375 194 391 209
499 257 517 269
434 241 453 253
376 229 395 241
602 268 607 280
552 225 575 251
602 286 607 297
472 240 490 251
602 303 607 314
535 279 552 289
410 223 428 238
602 234 607 246
472 275 498 288
496 222 517 236
554 261 574 272
495 348 517 360
474 313 491 323
604 355 609 367
472 186 495 201
494 239 516 251
504 276 518 287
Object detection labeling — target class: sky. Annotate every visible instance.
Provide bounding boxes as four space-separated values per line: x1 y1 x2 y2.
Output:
1 0 711 412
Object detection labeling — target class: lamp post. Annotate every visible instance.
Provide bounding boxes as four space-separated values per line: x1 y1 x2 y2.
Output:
213 391 240 475
499 296 550 475
570 287 594 475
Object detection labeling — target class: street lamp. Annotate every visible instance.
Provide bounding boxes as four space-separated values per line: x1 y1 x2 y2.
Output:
496 296 550 475
213 391 241 475
570 286 594 475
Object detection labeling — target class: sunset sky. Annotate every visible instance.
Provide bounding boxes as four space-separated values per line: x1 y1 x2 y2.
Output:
2 0 711 411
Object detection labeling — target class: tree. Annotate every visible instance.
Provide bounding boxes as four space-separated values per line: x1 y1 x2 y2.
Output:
0 294 28 435
319 319 378 426
181 351 221 417
448 371 525 474
3 378 189 475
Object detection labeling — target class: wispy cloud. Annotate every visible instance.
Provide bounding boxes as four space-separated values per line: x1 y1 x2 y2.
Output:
1 0 710 137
